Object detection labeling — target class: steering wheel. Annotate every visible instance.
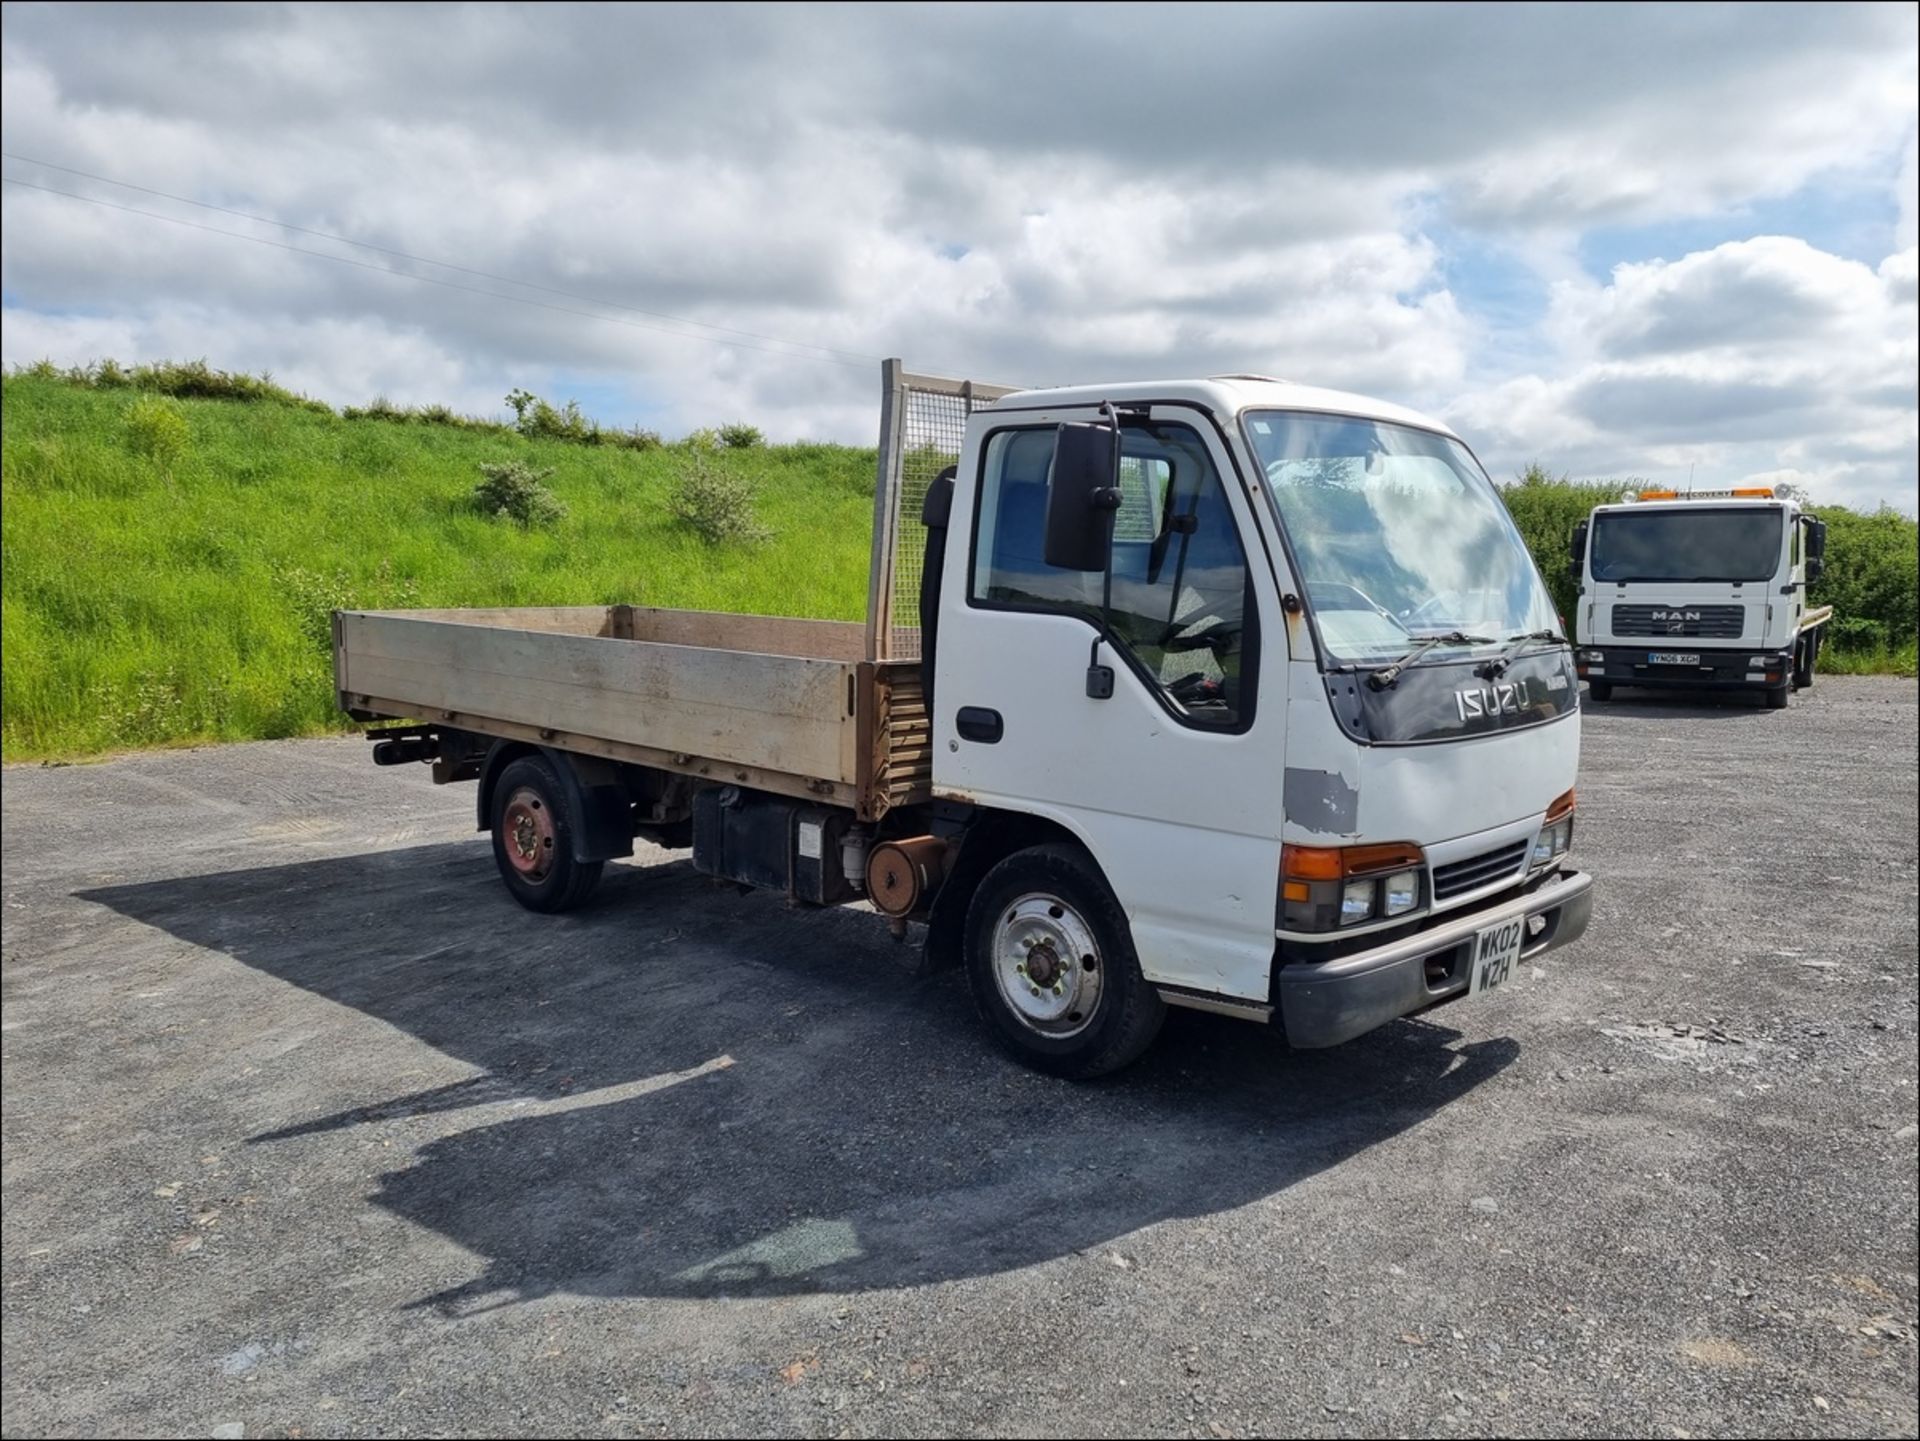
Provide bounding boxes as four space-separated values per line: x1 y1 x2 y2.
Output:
1161 614 1239 658
1307 580 1412 635
1168 670 1226 707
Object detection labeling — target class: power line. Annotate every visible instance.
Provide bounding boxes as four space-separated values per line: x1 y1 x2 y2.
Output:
0 175 872 371
1 151 882 366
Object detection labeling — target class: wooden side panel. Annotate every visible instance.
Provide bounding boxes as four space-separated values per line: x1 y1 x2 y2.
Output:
359 606 621 636
624 608 866 660
339 612 857 783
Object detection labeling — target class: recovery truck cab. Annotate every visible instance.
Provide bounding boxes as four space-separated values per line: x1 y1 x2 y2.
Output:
338 364 1594 1077
1571 487 1831 708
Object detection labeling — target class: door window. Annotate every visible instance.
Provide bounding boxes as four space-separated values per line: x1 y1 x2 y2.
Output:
970 422 1257 729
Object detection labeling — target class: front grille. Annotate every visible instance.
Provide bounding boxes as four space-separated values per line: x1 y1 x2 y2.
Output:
1610 603 1745 638
1432 840 1530 900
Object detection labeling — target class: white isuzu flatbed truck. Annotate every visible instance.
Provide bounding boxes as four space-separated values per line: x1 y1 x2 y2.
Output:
1570 487 1832 709
337 363 1594 1077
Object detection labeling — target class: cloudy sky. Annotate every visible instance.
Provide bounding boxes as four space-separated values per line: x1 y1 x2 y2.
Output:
3 2 1915 509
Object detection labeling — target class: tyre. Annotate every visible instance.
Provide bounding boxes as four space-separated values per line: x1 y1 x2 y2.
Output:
1793 635 1816 690
489 755 604 913
962 842 1165 1079
1587 680 1613 702
1764 682 1790 710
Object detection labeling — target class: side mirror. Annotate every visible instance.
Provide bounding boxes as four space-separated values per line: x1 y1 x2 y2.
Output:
1807 519 1827 559
1568 520 1588 578
1043 421 1122 571
1807 556 1825 584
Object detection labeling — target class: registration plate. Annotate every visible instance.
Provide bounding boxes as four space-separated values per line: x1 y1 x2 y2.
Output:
1647 652 1700 665
1470 916 1526 997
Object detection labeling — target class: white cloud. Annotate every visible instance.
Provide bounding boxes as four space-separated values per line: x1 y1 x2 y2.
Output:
1452 238 1919 509
0 3 1914 509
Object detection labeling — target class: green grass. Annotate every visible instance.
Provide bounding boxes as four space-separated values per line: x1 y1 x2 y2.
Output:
1820 641 1918 678
1 376 878 759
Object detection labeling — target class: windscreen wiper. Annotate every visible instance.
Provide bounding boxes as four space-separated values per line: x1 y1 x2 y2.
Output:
1366 631 1493 690
1475 629 1569 679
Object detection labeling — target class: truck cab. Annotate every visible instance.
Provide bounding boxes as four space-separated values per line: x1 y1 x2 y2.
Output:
916 374 1591 1068
1570 488 1831 708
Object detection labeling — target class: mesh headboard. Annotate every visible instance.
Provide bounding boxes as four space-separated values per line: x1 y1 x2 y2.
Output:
865 360 1020 662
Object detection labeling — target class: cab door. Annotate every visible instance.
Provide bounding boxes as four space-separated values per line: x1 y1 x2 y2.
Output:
932 403 1288 1004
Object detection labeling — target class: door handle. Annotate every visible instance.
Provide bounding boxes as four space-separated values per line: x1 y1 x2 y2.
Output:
955 707 1003 743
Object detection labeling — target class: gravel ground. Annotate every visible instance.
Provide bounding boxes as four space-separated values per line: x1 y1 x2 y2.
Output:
3 677 1916 1439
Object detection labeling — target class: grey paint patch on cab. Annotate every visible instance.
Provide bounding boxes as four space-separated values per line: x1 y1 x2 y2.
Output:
1283 767 1360 835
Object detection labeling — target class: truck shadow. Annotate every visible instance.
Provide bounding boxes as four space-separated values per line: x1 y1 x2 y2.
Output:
79 843 1515 1310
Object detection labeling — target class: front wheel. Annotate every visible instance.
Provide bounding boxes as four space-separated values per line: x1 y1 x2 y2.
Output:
490 755 604 912
1587 680 1613 702
1764 683 1790 710
963 843 1165 1079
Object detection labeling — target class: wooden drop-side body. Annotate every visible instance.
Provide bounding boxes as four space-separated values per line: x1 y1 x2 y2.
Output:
333 604 930 822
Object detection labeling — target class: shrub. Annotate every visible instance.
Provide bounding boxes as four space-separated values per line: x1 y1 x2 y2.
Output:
1497 464 1641 625
122 396 191 464
473 460 566 528
718 422 764 449
10 356 332 411
668 451 770 544
682 427 722 451
276 564 359 657
506 388 603 445
611 426 664 452
1809 504 1918 654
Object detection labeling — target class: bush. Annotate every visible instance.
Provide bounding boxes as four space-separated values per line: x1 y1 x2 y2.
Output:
1497 463 1638 625
473 460 566 528
10 356 331 412
668 451 770 544
612 426 664 452
719 422 764 449
1809 504 1918 654
122 396 191 464
505 388 605 445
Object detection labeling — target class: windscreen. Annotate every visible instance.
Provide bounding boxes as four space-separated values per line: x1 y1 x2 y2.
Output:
1243 412 1557 665
1588 508 1783 583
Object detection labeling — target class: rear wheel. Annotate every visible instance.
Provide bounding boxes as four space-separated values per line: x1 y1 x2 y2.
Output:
490 755 604 912
1587 680 1613 702
1793 634 1817 689
963 843 1164 1079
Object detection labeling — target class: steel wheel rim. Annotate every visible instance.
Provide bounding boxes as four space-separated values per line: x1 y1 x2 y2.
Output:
502 786 557 882
992 891 1103 1038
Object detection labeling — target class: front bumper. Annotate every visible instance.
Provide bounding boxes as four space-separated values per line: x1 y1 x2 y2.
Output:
1577 645 1788 691
1275 867 1594 1048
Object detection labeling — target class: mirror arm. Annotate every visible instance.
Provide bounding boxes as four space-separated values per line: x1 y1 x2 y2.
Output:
1086 403 1124 700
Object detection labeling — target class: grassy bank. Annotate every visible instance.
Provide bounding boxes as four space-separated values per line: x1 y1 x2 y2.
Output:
2 374 877 758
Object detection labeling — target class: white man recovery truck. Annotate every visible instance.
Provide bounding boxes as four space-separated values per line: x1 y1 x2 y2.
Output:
1570 487 1831 708
336 363 1594 1077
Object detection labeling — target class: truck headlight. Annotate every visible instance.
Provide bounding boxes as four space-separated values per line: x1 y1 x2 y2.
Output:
1340 879 1376 925
1280 843 1427 932
1382 870 1421 915
1532 789 1576 869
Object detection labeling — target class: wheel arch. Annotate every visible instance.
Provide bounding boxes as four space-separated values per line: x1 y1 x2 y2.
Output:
477 741 635 862
923 806 1102 976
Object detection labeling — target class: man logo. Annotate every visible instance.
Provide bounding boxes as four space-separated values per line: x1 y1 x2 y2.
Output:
1651 607 1700 635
